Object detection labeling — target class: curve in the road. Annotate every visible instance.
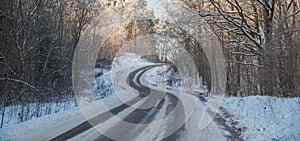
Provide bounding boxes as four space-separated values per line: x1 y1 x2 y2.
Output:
95 66 186 141
50 65 170 141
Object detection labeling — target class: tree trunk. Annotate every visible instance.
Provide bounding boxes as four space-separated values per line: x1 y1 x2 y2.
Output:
1 104 5 128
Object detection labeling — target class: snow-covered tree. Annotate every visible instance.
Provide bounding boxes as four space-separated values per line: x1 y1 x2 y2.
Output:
182 0 300 96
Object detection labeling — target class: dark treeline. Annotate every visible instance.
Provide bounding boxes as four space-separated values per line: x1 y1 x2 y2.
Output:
0 0 100 108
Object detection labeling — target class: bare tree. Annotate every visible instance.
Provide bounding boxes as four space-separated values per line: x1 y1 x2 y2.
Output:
0 0 101 127
181 0 300 97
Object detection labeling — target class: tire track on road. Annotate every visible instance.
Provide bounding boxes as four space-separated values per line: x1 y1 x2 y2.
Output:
50 65 158 141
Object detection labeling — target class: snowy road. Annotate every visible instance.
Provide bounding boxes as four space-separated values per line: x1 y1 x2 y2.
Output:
50 66 183 141
50 65 227 141
0 63 229 141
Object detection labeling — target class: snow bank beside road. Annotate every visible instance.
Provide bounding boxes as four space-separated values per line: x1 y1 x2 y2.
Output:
146 65 300 140
0 93 139 141
96 70 114 98
222 96 300 141
145 65 208 95
0 107 82 141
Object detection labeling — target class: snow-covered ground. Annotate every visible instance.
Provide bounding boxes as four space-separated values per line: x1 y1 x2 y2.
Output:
0 93 142 141
145 65 180 86
95 68 114 98
0 53 299 141
0 106 83 141
145 65 209 95
221 96 300 141
0 98 77 129
146 64 300 141
0 64 111 129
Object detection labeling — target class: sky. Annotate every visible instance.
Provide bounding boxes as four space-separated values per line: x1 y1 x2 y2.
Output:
146 0 169 19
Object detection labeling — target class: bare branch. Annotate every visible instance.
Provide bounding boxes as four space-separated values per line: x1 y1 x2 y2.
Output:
225 60 263 67
0 78 39 92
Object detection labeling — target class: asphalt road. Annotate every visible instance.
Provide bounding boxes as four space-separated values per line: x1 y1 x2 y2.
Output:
50 65 185 141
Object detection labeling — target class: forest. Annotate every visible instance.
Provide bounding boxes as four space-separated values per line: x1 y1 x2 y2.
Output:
0 0 299 128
